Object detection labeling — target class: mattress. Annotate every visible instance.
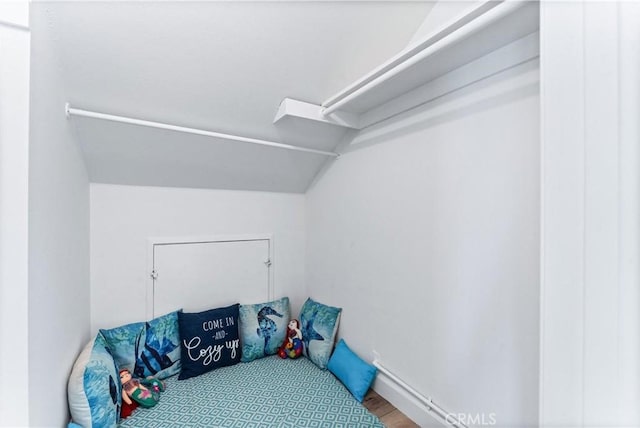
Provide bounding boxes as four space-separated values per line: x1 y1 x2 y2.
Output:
120 355 384 427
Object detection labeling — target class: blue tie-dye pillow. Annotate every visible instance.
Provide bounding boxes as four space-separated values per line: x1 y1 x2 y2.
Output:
239 297 290 362
299 298 342 369
68 333 120 428
100 310 181 380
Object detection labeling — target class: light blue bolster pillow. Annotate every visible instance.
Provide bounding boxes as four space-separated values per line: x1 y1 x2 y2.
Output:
327 338 377 403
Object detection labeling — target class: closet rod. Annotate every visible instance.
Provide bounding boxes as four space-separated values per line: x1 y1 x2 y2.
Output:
321 0 524 116
65 103 340 158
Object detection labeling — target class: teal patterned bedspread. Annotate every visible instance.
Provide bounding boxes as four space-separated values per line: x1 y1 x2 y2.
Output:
120 356 384 427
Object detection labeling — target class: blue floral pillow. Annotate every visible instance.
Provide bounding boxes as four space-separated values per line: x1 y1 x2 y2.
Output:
100 310 181 380
239 297 290 362
178 303 241 380
68 333 120 428
299 298 342 369
139 311 181 379
100 321 145 374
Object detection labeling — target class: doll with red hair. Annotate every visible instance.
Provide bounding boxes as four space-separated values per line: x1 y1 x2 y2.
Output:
118 368 165 419
278 319 303 359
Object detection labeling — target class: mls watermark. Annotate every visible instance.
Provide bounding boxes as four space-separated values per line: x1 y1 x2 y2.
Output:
445 412 497 426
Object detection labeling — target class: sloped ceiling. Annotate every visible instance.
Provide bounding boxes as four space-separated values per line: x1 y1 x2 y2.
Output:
35 1 434 193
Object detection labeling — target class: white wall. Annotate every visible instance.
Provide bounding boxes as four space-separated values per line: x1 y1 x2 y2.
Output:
407 1 479 47
90 184 306 332
0 3 30 426
306 59 540 426
539 2 640 426
28 4 91 426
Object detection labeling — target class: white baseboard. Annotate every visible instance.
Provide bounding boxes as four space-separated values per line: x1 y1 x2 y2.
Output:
372 371 447 428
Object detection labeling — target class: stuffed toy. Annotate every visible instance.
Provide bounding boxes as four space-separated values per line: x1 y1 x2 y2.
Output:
119 368 165 410
120 398 139 419
278 319 303 359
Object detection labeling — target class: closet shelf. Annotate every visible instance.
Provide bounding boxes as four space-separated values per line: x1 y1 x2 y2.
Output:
320 0 540 125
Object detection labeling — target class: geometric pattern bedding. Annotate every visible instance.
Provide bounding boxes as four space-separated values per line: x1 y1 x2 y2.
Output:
120 355 384 428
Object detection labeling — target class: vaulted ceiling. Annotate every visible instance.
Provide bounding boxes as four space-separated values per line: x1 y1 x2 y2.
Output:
36 1 434 192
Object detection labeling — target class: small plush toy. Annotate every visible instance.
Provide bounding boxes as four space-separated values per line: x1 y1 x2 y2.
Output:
120 398 138 419
119 368 165 410
278 319 303 359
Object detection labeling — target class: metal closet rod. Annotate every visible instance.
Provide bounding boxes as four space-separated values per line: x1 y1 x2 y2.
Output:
64 103 340 158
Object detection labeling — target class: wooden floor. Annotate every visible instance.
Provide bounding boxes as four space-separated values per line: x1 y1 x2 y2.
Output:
363 390 419 428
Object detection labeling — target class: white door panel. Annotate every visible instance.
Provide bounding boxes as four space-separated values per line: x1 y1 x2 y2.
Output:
152 238 270 316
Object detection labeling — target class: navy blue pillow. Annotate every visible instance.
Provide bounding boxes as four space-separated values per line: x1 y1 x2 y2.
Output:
177 303 241 380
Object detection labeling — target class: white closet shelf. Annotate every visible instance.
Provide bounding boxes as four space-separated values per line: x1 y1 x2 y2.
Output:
321 0 540 118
